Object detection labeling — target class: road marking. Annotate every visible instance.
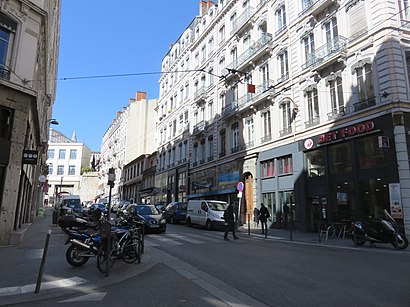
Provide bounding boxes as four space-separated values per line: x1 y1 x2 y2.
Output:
166 234 205 244
23 248 44 259
0 277 87 297
58 292 106 302
150 236 183 245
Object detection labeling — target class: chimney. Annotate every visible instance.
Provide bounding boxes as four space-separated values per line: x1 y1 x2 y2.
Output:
200 0 208 16
136 91 147 101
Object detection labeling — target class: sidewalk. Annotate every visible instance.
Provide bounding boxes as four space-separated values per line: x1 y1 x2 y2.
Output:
238 223 410 253
0 208 154 306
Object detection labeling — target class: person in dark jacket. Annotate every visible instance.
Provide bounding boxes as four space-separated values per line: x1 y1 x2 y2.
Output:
259 203 270 237
223 203 238 240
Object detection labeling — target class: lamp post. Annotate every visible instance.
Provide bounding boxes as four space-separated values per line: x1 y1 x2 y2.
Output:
59 176 64 195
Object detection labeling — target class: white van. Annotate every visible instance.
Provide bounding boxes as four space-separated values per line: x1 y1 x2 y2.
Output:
186 200 229 230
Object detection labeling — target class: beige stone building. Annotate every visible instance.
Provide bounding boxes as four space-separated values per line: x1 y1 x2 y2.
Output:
0 0 61 245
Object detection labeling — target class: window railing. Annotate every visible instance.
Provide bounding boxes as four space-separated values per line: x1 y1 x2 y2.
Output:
327 106 345 120
231 145 241 153
353 96 376 112
0 65 10 80
207 156 214 162
277 72 289 83
219 151 226 158
193 86 208 101
302 36 348 70
231 7 255 35
236 33 273 68
245 141 254 148
304 116 321 128
298 0 334 17
279 127 292 137
257 0 268 10
193 121 206 134
275 24 287 36
261 134 272 143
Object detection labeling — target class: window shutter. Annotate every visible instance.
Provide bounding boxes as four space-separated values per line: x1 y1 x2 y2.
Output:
348 2 367 40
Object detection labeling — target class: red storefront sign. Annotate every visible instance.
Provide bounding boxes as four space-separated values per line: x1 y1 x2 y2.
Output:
318 121 375 144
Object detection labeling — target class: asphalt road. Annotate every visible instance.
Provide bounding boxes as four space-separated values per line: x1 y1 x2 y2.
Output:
8 223 410 307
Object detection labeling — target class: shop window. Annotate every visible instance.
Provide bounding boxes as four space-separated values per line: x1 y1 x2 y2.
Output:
278 155 293 175
356 135 386 169
262 192 276 222
329 143 352 173
279 191 295 223
361 178 389 220
306 148 325 177
261 159 275 178
0 107 12 139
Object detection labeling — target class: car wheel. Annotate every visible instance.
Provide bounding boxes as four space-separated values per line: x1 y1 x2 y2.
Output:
206 220 212 231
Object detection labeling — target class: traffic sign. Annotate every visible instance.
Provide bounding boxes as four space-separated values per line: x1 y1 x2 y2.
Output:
237 181 244 192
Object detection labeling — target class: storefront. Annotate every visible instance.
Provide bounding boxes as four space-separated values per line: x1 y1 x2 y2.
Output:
300 115 401 231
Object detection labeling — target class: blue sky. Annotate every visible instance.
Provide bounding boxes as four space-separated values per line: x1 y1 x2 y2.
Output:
54 1 199 151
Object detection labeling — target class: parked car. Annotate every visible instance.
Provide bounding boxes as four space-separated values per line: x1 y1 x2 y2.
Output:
127 204 166 233
56 195 82 216
163 202 187 224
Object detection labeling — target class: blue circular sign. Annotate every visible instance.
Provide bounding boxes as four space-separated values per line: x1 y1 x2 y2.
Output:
237 181 244 192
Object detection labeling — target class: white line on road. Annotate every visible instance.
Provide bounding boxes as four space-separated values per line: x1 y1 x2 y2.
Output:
58 292 107 302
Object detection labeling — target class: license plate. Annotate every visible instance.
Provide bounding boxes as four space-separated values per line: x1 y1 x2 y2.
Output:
150 225 159 228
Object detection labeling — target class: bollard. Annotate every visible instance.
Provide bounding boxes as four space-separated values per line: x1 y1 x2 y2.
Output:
35 230 51 294
247 212 251 236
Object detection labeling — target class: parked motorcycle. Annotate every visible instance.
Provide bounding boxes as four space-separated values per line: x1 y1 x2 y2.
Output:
65 229 101 266
351 209 408 250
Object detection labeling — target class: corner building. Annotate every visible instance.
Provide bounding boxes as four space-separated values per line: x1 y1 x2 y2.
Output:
157 0 410 235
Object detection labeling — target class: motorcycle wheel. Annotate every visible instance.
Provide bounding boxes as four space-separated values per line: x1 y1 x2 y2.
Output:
66 245 90 267
96 245 115 274
392 235 409 250
352 233 366 246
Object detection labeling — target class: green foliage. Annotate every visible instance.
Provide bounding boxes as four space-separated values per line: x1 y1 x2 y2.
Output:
81 166 93 175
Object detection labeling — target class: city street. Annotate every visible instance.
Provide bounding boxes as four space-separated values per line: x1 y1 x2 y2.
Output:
3 216 410 307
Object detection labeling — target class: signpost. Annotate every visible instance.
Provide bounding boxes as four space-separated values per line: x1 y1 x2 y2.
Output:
236 182 244 227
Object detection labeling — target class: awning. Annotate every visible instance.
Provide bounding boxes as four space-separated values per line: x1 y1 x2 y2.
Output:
187 187 236 199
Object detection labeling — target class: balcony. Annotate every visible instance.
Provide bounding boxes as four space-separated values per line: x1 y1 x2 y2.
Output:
193 85 208 103
193 120 206 135
302 36 348 70
304 116 321 129
353 97 376 112
221 102 238 118
235 33 273 70
257 0 268 10
327 106 345 120
279 127 292 137
231 7 255 35
261 134 272 143
299 0 337 18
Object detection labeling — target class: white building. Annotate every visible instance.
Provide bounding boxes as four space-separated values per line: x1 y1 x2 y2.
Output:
99 91 157 201
46 129 92 204
157 0 410 234
0 0 61 245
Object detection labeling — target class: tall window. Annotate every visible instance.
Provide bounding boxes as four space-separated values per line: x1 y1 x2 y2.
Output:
193 143 198 163
231 123 239 151
230 47 237 67
48 163 53 175
306 87 319 123
245 117 254 146
59 149 66 159
281 101 292 135
329 76 344 113
208 37 214 56
208 136 213 160
324 17 338 46
0 13 16 80
356 63 374 102
276 5 287 33
201 45 206 64
47 149 55 159
219 25 225 44
208 100 214 119
69 149 77 159
219 57 225 76
261 64 269 86
302 33 315 67
219 129 226 157
278 50 289 82
230 12 237 32
200 140 206 163
262 110 271 141
261 159 275 177
278 155 293 175
0 107 12 139
68 165 75 175
57 165 64 175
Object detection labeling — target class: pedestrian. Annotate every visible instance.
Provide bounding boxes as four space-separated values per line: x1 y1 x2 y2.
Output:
223 203 238 240
259 203 270 237
253 207 260 227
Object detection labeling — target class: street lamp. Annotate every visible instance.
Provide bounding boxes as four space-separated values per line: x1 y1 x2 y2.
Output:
59 176 64 194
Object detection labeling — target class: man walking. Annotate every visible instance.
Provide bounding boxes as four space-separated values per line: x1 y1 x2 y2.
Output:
259 203 270 238
223 203 238 240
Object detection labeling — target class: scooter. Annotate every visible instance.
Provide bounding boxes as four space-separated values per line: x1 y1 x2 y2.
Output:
351 209 408 250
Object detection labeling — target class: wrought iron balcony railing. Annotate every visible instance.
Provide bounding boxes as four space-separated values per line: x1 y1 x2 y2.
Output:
353 97 376 112
231 7 255 35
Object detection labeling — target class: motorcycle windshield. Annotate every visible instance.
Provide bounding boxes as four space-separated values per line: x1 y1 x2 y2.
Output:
383 209 396 223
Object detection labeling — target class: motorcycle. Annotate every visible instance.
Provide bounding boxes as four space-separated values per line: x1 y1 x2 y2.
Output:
65 229 101 266
351 209 408 250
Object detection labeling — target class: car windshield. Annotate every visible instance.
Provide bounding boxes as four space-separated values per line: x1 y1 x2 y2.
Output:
136 205 159 215
178 203 188 210
64 199 81 208
207 201 228 211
